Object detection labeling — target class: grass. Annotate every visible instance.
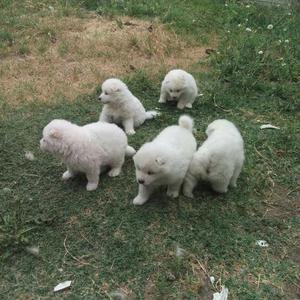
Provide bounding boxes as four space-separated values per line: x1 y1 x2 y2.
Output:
0 0 300 299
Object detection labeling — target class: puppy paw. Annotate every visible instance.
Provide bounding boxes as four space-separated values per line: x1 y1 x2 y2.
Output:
177 103 185 110
185 103 192 108
183 190 194 199
62 170 74 181
159 98 166 103
108 167 121 177
86 182 98 191
167 190 179 198
133 196 148 205
126 129 136 135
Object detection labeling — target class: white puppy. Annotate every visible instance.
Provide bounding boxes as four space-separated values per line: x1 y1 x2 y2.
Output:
99 78 158 135
40 119 135 191
159 69 198 109
132 115 197 205
183 119 244 198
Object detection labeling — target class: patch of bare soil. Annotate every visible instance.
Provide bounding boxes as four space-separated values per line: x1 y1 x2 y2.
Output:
0 15 214 105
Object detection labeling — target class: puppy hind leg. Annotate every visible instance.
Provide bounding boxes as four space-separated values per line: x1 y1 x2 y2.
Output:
86 170 100 191
108 157 124 177
230 163 243 188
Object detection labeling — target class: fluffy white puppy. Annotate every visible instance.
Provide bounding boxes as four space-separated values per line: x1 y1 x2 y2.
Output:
99 78 158 135
40 119 135 191
159 69 198 109
183 119 244 198
132 115 197 205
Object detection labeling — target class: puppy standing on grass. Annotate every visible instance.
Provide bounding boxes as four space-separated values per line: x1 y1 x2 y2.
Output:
132 115 197 205
99 78 158 135
183 119 244 198
159 69 198 109
40 119 135 191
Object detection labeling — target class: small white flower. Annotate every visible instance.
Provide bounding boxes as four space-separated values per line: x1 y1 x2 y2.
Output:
246 5 250 8
267 24 273 30
278 39 282 43
288 12 291 16
283 28 287 32
284 39 289 43
225 3 228 7
238 24 242 27
258 50 263 55
245 18 248 22
245 27 252 32
227 30 231 33
216 51 220 55
281 63 286 67
279 57 284 61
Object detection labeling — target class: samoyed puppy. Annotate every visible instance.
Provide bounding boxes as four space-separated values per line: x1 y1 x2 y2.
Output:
99 78 158 135
40 119 135 191
159 69 198 109
132 115 197 205
183 119 244 198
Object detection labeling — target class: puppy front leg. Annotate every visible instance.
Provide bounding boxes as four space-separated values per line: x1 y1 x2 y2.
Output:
99 111 111 123
62 167 76 181
86 170 100 191
133 184 154 205
123 118 135 135
183 174 198 198
158 88 167 103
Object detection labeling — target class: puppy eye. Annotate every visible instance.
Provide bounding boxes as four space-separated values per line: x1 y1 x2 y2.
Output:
176 89 180 92
147 171 155 175
104 91 109 95
170 89 173 92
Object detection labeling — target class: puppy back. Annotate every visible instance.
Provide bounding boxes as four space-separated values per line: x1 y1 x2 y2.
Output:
178 115 193 132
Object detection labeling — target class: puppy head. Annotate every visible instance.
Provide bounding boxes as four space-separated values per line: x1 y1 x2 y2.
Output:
133 144 169 186
164 73 186 100
98 78 128 104
40 119 70 154
206 119 234 136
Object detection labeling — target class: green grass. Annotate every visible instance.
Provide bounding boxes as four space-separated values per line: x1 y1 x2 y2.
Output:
1 1 300 299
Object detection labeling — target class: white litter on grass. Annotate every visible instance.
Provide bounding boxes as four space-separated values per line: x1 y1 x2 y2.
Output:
256 240 269 247
2 187 11 194
175 245 186 257
26 246 39 256
213 286 229 300
25 151 35 161
108 290 127 300
210 276 215 285
53 280 72 292
260 124 280 130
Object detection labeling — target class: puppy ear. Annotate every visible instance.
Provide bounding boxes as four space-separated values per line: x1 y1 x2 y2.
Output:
155 156 166 166
49 128 61 139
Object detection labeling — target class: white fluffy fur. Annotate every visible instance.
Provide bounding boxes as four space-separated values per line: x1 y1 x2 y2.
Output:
40 119 135 191
99 78 158 135
183 119 244 198
159 69 198 109
132 115 197 205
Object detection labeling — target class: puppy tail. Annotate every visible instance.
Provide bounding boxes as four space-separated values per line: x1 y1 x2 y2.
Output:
145 110 160 120
179 115 194 132
125 145 136 157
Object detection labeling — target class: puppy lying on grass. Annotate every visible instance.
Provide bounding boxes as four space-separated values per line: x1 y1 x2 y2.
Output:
159 69 198 109
183 119 244 198
40 119 135 191
99 78 158 135
132 115 196 205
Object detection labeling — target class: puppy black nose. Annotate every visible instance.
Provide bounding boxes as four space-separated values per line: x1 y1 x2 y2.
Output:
138 179 145 184
98 96 102 101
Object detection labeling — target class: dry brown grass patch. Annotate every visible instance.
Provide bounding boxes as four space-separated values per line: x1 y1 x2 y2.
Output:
0 14 214 105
